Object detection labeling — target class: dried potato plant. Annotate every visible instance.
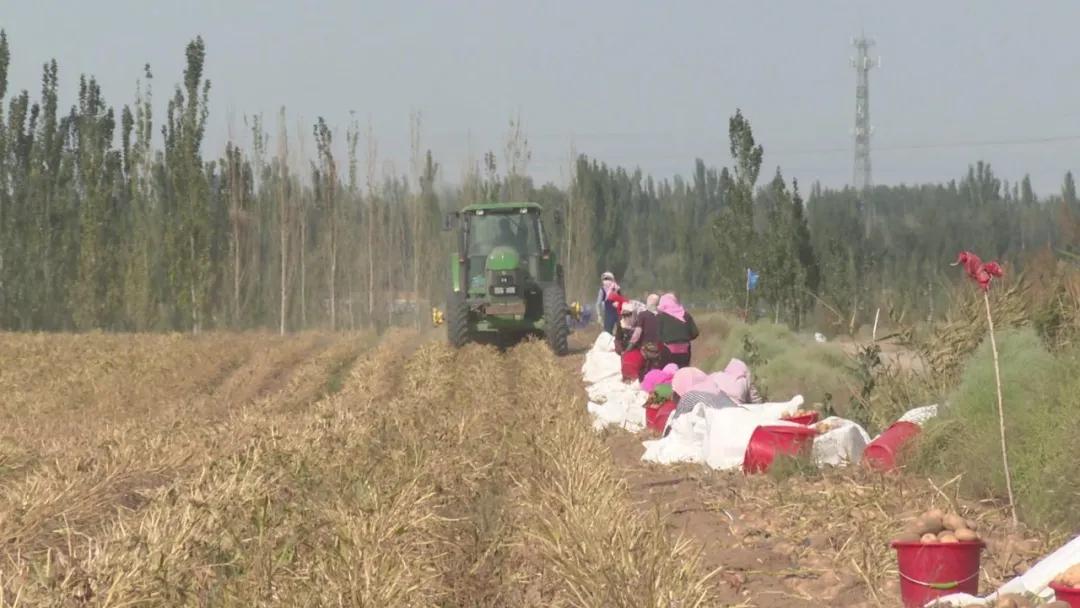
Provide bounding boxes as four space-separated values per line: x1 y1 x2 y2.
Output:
0 331 720 607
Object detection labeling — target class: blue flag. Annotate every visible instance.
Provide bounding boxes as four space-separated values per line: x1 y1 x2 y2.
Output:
747 268 760 291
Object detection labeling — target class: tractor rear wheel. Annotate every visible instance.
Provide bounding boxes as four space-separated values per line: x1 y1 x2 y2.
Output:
542 284 570 356
447 289 470 348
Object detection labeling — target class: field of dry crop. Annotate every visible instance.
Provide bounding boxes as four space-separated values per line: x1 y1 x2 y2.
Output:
0 330 716 607
0 328 1062 607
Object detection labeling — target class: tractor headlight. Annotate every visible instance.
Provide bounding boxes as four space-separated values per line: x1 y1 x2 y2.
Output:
505 286 516 295
493 286 505 295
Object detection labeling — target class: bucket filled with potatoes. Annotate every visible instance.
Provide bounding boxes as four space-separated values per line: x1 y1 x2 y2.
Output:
893 508 981 544
1049 564 1080 607
891 508 985 606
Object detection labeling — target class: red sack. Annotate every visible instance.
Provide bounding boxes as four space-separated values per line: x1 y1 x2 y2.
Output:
621 349 644 381
646 400 677 432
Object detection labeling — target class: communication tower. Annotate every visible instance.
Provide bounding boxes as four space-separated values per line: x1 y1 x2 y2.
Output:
851 36 878 192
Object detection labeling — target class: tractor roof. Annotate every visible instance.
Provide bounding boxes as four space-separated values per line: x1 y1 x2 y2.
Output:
460 201 543 214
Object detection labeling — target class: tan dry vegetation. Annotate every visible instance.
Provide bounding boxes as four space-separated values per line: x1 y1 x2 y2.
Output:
0 330 374 606
604 440 1061 608
0 332 719 607
697 468 1062 605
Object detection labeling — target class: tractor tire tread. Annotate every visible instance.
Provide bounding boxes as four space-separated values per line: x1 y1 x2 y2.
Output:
543 284 570 356
447 289 470 348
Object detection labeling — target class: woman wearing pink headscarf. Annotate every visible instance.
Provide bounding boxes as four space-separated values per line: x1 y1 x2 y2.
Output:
656 293 699 368
723 358 765 404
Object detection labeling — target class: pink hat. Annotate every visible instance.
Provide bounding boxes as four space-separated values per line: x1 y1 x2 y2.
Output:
672 367 708 397
688 376 721 395
724 358 750 380
641 369 671 394
709 371 745 402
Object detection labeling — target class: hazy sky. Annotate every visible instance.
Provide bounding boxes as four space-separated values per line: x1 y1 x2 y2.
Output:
5 0 1080 193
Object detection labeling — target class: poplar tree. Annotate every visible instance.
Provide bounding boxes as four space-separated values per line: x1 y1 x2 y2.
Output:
276 108 291 335
313 116 338 329
162 37 211 331
715 109 763 298
791 179 819 326
418 149 440 305
71 76 119 328
0 30 8 324
223 141 253 325
365 121 378 324
504 113 531 201
122 65 158 330
345 114 360 328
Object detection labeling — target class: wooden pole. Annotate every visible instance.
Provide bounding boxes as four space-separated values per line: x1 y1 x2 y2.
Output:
872 307 880 342
984 290 1019 525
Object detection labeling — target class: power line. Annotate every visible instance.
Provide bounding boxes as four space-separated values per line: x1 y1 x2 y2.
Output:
527 133 1080 164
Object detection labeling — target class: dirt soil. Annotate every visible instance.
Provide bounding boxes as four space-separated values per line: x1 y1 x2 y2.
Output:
835 335 928 375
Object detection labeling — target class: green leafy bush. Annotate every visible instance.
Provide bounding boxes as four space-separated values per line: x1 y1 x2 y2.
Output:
707 319 857 418
913 329 1080 529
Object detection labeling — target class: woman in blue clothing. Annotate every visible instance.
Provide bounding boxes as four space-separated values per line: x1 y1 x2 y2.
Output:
595 271 621 334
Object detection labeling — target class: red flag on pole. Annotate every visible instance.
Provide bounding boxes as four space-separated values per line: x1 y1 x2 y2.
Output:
953 251 1004 292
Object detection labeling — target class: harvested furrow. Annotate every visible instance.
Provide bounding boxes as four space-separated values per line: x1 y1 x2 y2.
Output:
499 341 719 608
0 334 378 605
1 332 720 607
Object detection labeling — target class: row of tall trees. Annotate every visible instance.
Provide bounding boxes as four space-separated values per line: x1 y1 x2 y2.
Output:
564 111 819 328
564 120 1079 332
0 34 464 332
1 32 1076 334
806 164 1080 330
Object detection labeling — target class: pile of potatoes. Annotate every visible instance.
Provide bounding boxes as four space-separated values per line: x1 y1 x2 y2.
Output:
893 508 981 544
1053 563 1080 589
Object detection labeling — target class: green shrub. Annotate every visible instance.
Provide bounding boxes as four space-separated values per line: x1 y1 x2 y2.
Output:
913 328 1080 530
707 320 857 419
686 312 735 365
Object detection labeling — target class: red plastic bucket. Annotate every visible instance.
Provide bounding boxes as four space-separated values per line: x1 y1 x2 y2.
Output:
782 411 821 426
646 401 676 432
1051 582 1080 607
864 421 921 471
743 425 818 474
892 541 983 607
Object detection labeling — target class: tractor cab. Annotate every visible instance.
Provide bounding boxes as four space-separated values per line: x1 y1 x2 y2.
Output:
462 205 554 303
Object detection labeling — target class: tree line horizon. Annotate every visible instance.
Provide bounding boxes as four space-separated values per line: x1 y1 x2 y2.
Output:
1 33 1075 334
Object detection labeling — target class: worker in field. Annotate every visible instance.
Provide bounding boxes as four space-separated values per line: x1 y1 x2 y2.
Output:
645 293 659 313
637 294 663 373
614 305 645 380
657 292 699 367
723 358 765 404
596 272 621 334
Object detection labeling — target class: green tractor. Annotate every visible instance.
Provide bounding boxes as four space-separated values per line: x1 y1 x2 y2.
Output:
440 201 571 355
